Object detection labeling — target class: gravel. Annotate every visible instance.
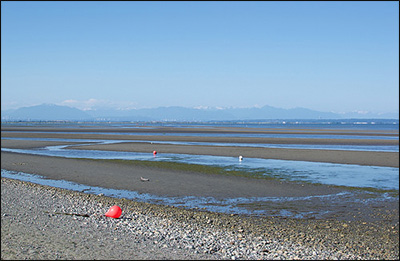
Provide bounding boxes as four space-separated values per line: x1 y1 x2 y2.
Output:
2 177 399 260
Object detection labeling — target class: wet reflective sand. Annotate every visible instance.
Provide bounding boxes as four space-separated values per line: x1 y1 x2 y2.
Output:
1 125 398 221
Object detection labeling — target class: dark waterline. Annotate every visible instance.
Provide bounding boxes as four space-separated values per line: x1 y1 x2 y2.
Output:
2 169 397 220
2 118 399 131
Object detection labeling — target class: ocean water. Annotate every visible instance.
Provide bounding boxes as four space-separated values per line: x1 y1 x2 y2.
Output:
3 131 398 140
2 118 399 131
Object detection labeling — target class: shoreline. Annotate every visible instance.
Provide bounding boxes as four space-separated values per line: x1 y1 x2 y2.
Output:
1 129 399 220
2 177 399 259
1 150 398 223
2 126 399 259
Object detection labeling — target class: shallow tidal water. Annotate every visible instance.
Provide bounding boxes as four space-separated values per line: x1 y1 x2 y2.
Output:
1 169 397 220
1 133 398 219
2 140 398 190
2 136 398 152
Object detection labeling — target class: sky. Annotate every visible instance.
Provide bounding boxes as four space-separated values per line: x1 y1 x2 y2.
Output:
1 1 399 114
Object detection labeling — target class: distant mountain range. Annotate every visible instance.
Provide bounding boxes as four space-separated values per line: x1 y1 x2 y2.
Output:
1 104 398 121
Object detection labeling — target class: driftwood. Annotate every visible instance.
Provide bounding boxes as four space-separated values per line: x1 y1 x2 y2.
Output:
45 211 90 217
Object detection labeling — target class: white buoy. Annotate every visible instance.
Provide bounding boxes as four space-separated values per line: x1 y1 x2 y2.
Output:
239 155 243 161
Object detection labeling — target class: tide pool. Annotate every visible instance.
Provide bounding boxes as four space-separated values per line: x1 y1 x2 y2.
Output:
2 141 398 190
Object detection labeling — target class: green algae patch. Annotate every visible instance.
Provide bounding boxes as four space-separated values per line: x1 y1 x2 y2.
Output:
78 158 275 180
72 158 399 195
332 185 399 196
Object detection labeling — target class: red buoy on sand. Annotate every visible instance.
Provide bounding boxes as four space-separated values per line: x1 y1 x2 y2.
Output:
105 205 122 218
153 150 157 155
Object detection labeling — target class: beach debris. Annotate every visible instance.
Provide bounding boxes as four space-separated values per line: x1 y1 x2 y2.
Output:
239 156 243 161
153 150 157 156
44 211 90 217
140 177 150 182
105 205 122 218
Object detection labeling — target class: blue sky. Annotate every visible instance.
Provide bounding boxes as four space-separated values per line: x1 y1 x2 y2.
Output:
1 1 399 114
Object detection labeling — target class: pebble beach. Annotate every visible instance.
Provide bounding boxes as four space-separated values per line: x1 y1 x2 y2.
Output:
2 178 398 260
1 125 399 259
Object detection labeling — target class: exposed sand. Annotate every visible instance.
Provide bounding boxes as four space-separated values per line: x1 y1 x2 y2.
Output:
69 141 399 167
1 135 398 222
2 129 398 146
1 131 398 167
1 126 399 199
1 151 344 200
1 126 399 259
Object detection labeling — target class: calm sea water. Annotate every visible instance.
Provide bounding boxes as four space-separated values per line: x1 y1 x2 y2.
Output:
2 118 399 131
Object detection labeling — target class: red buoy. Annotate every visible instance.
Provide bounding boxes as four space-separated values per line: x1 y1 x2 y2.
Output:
105 205 122 218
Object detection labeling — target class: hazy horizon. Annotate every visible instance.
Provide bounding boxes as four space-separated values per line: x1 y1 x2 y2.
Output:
1 101 398 116
1 2 399 114
2 102 398 121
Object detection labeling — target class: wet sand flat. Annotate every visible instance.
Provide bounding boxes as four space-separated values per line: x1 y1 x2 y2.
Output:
2 126 399 259
1 135 398 167
68 141 399 167
2 149 399 224
1 131 399 222
2 130 398 146
1 126 398 215
1 151 342 199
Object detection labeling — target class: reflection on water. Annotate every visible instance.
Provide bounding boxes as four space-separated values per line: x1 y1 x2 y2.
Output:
2 132 399 220
4 130 398 140
1 169 397 219
2 136 399 152
146 140 399 152
2 142 399 190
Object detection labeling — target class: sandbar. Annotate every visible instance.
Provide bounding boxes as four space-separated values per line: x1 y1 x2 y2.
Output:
1 135 398 167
